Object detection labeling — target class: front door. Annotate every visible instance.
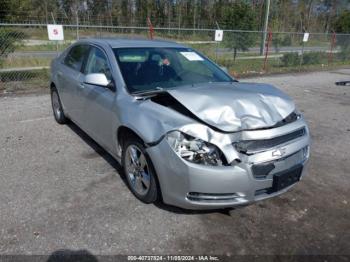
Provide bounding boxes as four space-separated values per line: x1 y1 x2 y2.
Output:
79 46 116 151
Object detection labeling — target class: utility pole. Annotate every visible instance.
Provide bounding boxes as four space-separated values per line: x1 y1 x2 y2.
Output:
260 0 270 55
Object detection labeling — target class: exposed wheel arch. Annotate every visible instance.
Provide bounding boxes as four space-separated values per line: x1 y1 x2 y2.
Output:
50 82 56 90
117 126 146 151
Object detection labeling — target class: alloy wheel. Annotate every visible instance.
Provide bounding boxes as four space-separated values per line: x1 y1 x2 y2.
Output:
125 144 151 196
52 91 62 120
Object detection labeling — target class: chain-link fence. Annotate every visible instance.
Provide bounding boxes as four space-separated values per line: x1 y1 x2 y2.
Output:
1 23 350 93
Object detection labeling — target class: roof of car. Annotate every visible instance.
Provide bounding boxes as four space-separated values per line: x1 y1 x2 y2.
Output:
78 38 187 49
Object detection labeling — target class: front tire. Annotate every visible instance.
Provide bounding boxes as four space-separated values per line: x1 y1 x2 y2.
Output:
51 86 68 125
122 137 160 204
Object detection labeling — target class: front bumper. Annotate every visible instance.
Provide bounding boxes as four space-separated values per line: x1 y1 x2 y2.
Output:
146 119 310 210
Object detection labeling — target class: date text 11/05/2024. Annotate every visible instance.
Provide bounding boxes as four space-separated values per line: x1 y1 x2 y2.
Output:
127 255 220 261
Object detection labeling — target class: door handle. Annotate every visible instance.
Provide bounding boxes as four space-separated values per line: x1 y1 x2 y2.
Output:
57 71 63 77
78 83 85 89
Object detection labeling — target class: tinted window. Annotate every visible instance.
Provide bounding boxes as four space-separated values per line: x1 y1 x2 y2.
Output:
84 47 112 81
113 47 232 94
64 45 90 71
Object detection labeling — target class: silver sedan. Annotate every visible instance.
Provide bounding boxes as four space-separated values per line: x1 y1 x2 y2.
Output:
50 39 310 209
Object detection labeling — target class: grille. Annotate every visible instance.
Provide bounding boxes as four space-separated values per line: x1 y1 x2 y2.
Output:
251 147 308 179
234 128 306 154
252 162 276 179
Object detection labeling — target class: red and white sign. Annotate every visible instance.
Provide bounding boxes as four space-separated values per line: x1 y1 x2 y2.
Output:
47 24 64 41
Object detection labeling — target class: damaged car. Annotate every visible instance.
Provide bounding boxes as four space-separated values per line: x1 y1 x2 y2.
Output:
50 39 310 209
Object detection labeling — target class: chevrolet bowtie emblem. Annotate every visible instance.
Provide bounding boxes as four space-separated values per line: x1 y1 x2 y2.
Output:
272 148 287 157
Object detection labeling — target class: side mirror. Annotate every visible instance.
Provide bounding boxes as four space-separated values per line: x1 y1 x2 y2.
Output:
220 66 229 74
84 73 110 87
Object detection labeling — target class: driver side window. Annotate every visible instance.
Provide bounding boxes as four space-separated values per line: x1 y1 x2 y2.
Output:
84 46 112 81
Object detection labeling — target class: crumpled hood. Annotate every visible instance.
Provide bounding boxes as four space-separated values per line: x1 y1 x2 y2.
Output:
167 82 295 132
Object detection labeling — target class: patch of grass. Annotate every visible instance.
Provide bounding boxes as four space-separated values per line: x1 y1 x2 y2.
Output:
302 52 327 65
0 57 52 68
280 53 300 67
16 42 71 52
280 52 329 67
0 69 49 93
232 58 350 78
211 53 350 78
211 57 279 77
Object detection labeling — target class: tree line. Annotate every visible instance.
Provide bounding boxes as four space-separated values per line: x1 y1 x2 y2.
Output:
0 0 349 33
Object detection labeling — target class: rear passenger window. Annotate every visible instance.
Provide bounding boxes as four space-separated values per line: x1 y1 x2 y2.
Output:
64 45 90 71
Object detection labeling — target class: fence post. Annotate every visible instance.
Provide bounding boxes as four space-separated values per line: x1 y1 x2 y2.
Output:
263 30 272 71
328 31 336 64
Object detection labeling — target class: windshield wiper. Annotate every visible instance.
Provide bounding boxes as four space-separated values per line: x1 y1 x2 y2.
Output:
132 87 166 96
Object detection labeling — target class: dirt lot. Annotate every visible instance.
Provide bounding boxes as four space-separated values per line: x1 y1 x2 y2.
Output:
0 69 349 259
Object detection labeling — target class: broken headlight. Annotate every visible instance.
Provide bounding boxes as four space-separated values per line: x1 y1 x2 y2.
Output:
166 131 225 166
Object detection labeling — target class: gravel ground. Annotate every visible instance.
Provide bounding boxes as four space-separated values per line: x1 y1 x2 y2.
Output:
0 69 349 259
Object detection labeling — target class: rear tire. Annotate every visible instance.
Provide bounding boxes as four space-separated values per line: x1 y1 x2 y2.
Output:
122 137 160 204
51 86 68 125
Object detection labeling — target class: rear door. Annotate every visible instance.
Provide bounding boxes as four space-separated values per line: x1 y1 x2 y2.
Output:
79 45 116 150
59 44 90 121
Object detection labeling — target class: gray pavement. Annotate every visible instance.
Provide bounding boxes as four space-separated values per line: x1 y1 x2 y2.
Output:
0 70 350 256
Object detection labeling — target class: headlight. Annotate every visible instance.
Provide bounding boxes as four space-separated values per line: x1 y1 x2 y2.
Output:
166 131 225 166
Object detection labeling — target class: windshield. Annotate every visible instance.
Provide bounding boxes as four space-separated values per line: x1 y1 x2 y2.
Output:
113 47 233 94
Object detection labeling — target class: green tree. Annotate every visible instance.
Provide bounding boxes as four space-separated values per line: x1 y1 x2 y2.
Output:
135 0 148 26
0 0 11 22
334 10 350 33
222 2 258 60
120 0 132 25
333 10 350 60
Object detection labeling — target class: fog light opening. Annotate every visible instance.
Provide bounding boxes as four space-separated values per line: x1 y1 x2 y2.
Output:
187 192 240 202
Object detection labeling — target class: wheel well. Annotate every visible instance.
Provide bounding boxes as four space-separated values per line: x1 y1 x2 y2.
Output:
117 126 145 150
117 126 163 201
